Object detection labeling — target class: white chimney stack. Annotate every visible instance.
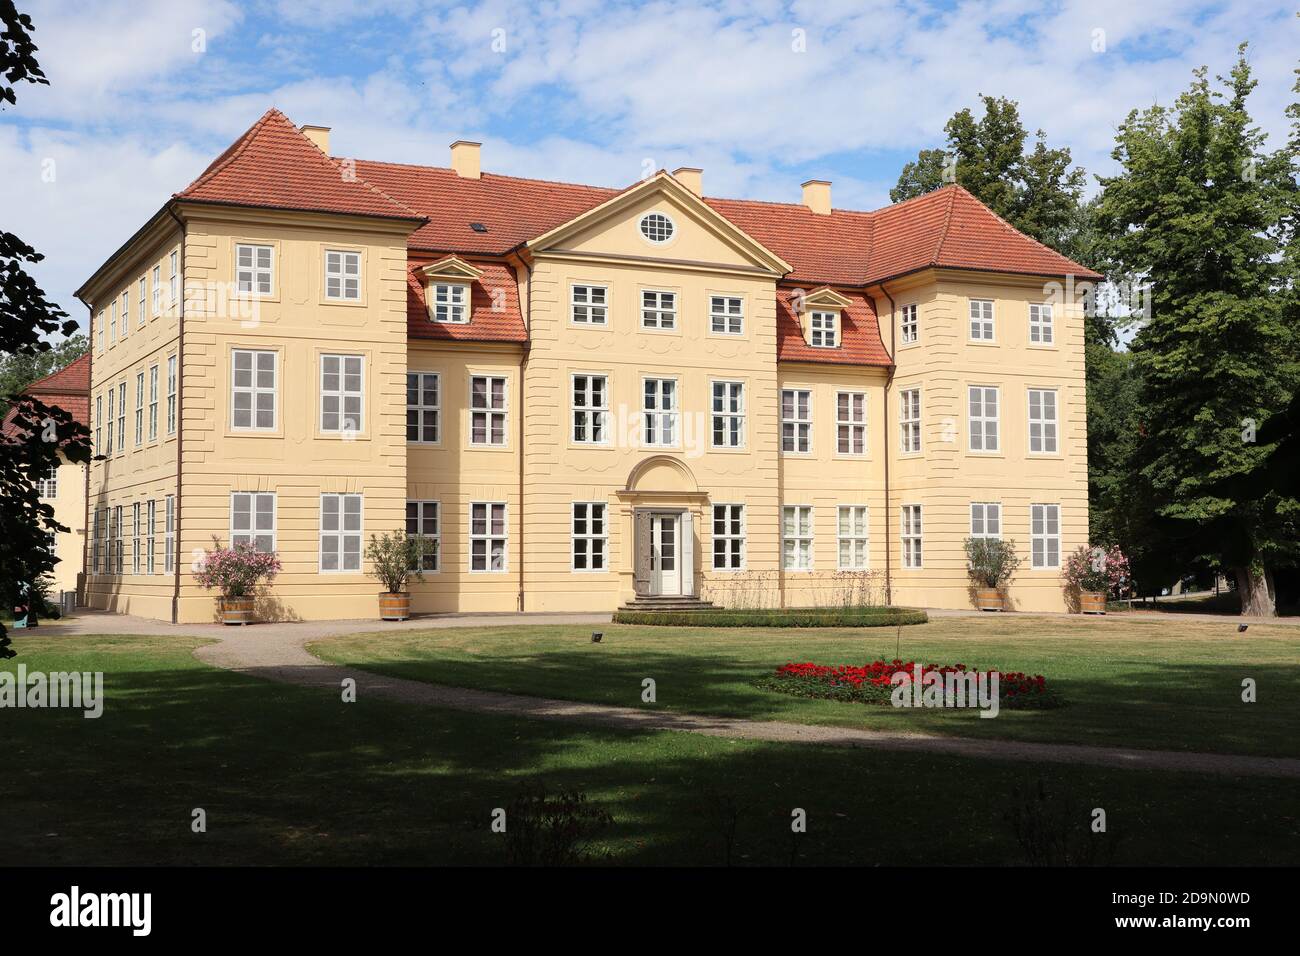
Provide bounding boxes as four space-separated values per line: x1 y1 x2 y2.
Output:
300 125 331 154
673 166 703 197
451 140 482 179
802 179 831 215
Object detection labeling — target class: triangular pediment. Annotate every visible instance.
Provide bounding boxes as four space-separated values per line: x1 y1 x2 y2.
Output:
419 255 484 281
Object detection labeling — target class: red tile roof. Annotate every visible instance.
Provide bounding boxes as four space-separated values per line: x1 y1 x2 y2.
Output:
407 258 526 343
776 288 891 366
1 353 91 438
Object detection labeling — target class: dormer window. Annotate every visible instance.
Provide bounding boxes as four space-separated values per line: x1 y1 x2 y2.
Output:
420 255 483 326
431 283 469 324
810 310 839 348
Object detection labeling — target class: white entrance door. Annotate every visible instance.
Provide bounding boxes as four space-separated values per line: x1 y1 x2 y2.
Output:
650 513 681 596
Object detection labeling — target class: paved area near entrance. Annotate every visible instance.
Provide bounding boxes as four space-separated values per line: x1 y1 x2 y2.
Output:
37 609 1299 779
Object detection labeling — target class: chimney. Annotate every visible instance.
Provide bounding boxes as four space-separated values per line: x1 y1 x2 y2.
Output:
673 166 703 197
300 125 331 154
802 179 831 215
451 140 481 179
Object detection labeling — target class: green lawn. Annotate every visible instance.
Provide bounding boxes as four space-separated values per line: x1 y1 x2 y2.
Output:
3 634 1296 865
311 614 1300 758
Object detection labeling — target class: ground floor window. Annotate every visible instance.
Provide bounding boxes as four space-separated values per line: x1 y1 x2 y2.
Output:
1031 503 1060 568
112 505 123 574
970 502 1001 538
781 505 813 570
132 502 141 573
147 500 157 574
406 500 440 572
901 504 922 569
470 501 508 572
837 505 869 569
231 492 276 553
572 502 607 571
712 504 745 570
320 493 362 572
164 496 175 573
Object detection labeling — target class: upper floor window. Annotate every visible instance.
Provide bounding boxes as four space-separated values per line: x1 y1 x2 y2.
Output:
134 372 144 445
470 375 508 446
320 354 363 435
151 266 162 315
641 290 676 330
169 251 179 305
431 283 469 323
899 387 921 453
236 244 273 296
572 374 609 445
97 311 105 352
166 356 177 435
642 377 678 446
148 365 159 441
106 387 115 455
711 380 745 449
110 300 117 344
325 250 361 300
969 299 994 341
1029 303 1054 344
836 391 866 456
1028 388 1059 454
232 349 277 430
639 212 674 244
37 466 57 499
710 296 743 335
116 382 126 452
968 386 1000 452
120 292 129 338
94 395 102 455
571 285 608 325
900 303 919 344
781 388 812 453
407 372 440 444
810 310 838 348
231 492 276 553
137 277 146 326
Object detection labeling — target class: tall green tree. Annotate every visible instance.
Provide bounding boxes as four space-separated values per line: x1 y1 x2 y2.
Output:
1096 45 1299 616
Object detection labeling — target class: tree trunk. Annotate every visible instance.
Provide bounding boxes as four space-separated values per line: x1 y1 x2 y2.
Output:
1232 565 1276 617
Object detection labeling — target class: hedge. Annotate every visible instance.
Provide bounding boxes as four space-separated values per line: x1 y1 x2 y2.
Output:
612 606 928 628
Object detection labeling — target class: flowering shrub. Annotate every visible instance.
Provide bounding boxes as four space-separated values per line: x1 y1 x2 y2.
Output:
1062 544 1130 595
754 659 1059 709
193 541 282 600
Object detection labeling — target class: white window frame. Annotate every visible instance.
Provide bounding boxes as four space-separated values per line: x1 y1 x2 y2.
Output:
710 380 745 449
570 284 608 326
968 385 1000 453
120 292 129 339
169 250 179 307
712 503 746 571
900 303 919 344
112 504 123 574
571 502 608 572
37 465 57 499
148 364 159 441
147 499 156 575
1031 503 1061 569
231 492 277 553
115 381 126 453
106 386 114 455
231 349 278 431
319 493 363 573
969 298 995 341
710 295 744 335
166 356 177 435
640 289 677 330
1028 388 1059 454
430 282 469 324
97 311 104 353
94 395 103 456
164 495 175 574
571 374 610 445
901 504 923 569
110 299 117 345
1029 303 1054 344
836 391 867 456
837 504 870 570
638 211 675 244
469 501 508 573
781 388 812 454
407 372 441 444
324 249 361 301
151 265 162 315
132 501 141 574
137 277 146 326
320 353 364 435
809 310 839 348
406 500 440 573
970 502 1002 539
469 375 508 447
781 505 814 571
899 387 921 453
134 372 144 446
235 243 272 297
642 377 679 447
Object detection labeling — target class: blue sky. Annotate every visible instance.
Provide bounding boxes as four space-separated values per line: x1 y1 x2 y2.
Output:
3 0 1298 330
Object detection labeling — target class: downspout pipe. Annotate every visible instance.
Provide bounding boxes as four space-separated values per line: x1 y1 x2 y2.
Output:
869 281 897 606
166 204 186 624
515 255 532 612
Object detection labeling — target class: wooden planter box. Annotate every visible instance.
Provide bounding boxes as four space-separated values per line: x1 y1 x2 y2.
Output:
1079 591 1107 615
220 597 255 626
378 592 411 621
975 587 1004 611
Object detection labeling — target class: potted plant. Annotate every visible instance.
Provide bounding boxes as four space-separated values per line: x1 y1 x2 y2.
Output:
1063 545 1129 614
193 540 282 625
963 537 1023 611
365 530 434 621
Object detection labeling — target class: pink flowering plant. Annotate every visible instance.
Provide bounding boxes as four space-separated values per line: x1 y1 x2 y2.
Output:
193 539 282 600
1062 544 1130 596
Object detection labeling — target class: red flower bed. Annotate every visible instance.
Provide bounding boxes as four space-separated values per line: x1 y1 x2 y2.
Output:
754 659 1058 709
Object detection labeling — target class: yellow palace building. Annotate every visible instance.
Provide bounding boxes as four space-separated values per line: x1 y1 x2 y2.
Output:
76 110 1098 622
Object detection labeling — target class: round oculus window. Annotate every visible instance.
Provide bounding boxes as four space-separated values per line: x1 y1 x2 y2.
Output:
639 212 675 244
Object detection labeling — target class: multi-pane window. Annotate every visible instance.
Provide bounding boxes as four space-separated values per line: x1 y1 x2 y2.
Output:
712 504 745 570
710 296 743 335
120 292 129 339
431 283 468 323
970 502 1002 539
166 356 177 435
110 299 117 344
97 311 104 352
147 499 156 574
900 303 919 344
837 505 869 570
1031 503 1061 568
94 395 103 455
151 265 162 315
470 375 508 446
406 372 440 443
836 391 867 455
137 277 146 326
231 492 276 553
571 502 607 572
469 502 508 572
320 354 363 434
969 299 994 340
113 505 123 573
236 244 272 296
781 505 814 571
132 502 141 574
810 310 838 347
37 466 57 498
90 508 101 573
1029 303 1054 344
572 375 609 444
1028 389 1059 454
169 251 179 305
148 365 159 440
406 500 440 572
105 386 115 455
968 386 1000 452
324 250 361 300
116 381 126 452
781 389 812 453
320 493 362 572
711 380 745 448
641 290 676 330
899 387 921 453
901 504 923 569
571 285 608 325
642 378 678 446
134 372 144 445
164 495 175 573
232 349 277 430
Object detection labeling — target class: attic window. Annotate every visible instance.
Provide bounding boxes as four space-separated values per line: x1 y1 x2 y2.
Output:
810 310 839 348
470 222 488 233
431 283 470 324
639 212 674 244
